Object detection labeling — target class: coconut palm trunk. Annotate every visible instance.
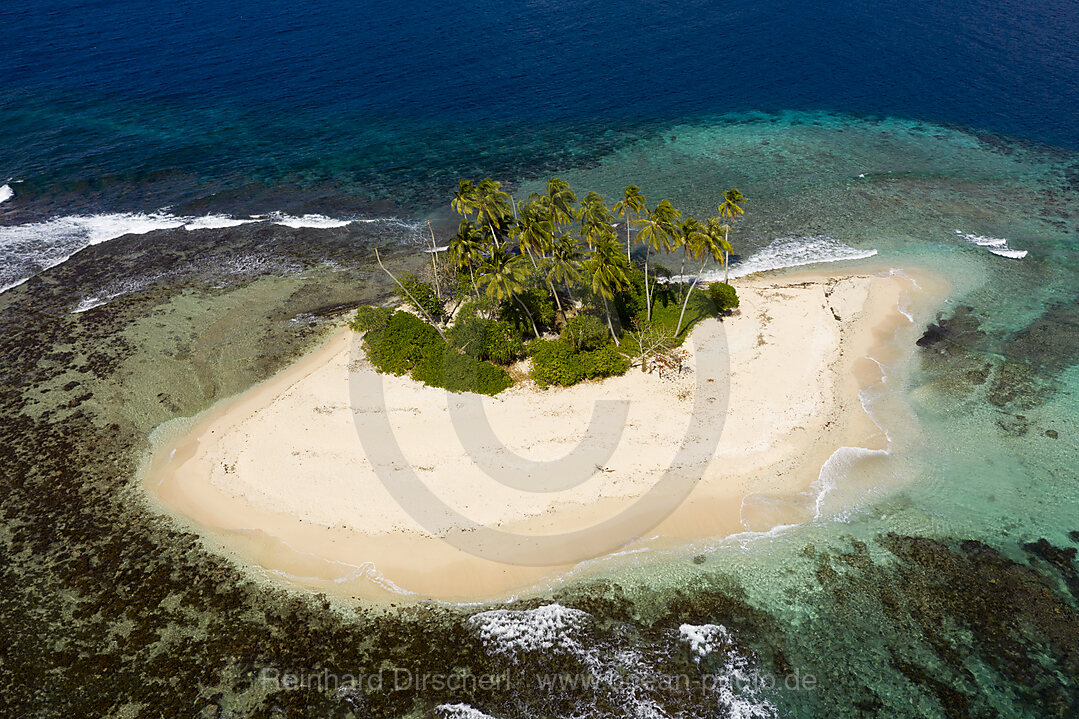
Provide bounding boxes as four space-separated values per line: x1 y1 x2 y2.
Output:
675 258 709 336
724 226 731 284
515 294 541 339
602 295 619 346
678 245 689 300
426 220 442 298
643 244 653 322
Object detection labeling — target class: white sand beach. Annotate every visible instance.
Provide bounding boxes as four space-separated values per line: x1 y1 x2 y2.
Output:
141 266 948 602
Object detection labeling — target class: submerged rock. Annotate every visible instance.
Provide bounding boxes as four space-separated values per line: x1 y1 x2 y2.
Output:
1004 297 1079 375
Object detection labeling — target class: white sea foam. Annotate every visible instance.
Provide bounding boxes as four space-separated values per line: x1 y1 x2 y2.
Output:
674 236 878 284
0 212 188 293
955 230 1027 259
679 623 735 660
469 603 591 656
989 248 1028 259
0 209 414 295
435 704 499 719
270 212 354 229
182 214 256 230
729 236 878 278
812 446 889 519
0 184 13 204
678 624 778 719
467 605 776 718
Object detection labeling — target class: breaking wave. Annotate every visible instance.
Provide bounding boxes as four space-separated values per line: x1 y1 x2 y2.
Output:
466 604 778 718
0 209 424 295
727 236 879 279
955 230 1027 259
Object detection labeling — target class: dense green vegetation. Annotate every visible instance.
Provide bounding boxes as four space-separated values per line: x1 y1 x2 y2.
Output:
352 177 746 394
362 310 513 395
708 281 740 312
348 304 393 332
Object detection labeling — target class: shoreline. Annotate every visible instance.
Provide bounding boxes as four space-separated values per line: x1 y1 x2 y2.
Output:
140 264 950 603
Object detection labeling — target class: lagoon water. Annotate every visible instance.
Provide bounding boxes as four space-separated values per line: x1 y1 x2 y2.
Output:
1 1 1078 717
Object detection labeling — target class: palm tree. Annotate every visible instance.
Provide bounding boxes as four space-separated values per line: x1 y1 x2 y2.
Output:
579 191 612 249
674 217 706 299
706 216 734 270
451 180 479 219
474 178 514 248
674 221 725 335
516 197 569 317
478 244 540 338
545 177 578 229
634 199 682 322
513 198 553 266
447 220 486 299
546 232 584 322
584 231 630 345
612 185 646 260
717 188 745 283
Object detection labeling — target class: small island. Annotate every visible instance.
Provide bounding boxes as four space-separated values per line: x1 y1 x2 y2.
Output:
357 178 745 397
142 179 947 602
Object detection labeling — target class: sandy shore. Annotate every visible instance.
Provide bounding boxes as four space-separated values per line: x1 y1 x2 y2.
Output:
141 266 949 602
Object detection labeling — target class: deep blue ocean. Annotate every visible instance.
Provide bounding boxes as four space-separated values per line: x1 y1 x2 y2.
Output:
2 0 1077 217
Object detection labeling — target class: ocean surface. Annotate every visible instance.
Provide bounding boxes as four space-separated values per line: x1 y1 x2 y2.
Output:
1 1 1078 717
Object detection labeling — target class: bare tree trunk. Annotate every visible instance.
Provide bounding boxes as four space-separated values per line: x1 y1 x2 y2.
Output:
375 248 445 338
675 259 708 336
678 246 688 300
514 293 541 339
626 219 632 260
550 282 565 323
427 220 441 299
724 226 731 284
602 295 620 346
644 244 653 323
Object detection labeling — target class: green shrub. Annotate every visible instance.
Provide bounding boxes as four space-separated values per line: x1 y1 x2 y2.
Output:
412 343 513 395
394 272 443 320
362 310 512 394
528 339 584 386
349 305 393 333
456 296 497 323
363 311 442 375
708 281 739 312
561 314 610 352
441 352 514 395
447 317 524 365
480 320 525 365
579 344 629 379
447 317 487 358
500 286 556 333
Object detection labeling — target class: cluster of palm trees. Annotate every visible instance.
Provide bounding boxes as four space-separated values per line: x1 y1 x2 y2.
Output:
445 178 745 343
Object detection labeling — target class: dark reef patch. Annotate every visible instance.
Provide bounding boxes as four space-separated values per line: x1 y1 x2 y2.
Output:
914 303 1079 415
